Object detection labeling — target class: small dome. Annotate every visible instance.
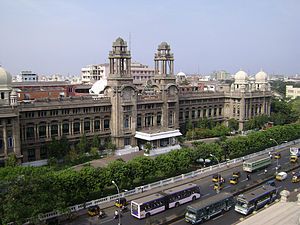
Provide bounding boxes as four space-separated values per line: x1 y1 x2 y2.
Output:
177 72 186 77
234 70 248 83
255 70 268 82
113 37 127 47
0 66 12 88
89 79 107 95
158 42 170 50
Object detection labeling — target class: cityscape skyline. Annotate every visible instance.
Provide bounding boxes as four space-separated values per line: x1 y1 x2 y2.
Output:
0 0 299 76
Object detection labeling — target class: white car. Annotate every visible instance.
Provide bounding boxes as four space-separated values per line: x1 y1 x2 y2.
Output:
276 172 287 181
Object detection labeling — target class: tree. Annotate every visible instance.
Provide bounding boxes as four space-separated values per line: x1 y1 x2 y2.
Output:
228 118 239 131
91 135 100 149
5 153 18 167
76 134 88 154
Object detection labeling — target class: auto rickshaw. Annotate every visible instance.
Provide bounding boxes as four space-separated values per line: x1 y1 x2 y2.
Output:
290 155 298 163
213 182 224 191
292 173 300 183
212 174 224 183
232 171 241 178
274 152 281 159
115 197 128 208
87 205 100 216
229 177 239 185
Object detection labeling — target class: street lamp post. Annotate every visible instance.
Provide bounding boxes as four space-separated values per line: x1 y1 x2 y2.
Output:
112 180 121 225
270 139 280 174
210 154 221 193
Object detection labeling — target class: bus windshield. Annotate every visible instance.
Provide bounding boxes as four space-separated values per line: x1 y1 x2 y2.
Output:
236 201 248 209
185 211 196 219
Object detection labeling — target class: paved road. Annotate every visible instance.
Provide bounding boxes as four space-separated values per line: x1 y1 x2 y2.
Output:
64 144 299 225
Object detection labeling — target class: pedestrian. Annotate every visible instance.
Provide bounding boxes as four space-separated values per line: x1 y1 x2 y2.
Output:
242 157 245 162
247 174 250 180
264 169 267 174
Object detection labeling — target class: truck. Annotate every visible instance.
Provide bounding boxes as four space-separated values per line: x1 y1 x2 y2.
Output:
290 147 300 163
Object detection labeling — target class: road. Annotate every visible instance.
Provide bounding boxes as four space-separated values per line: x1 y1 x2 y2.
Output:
64 144 299 225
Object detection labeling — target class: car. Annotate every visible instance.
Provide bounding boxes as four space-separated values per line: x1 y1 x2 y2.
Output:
212 174 224 182
274 152 281 159
115 197 128 208
232 171 241 178
292 173 300 183
87 205 100 216
275 172 287 181
229 177 239 185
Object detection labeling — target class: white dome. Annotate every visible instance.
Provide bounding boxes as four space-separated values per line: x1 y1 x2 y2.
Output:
255 70 268 83
234 70 248 84
177 72 186 77
89 79 107 95
0 66 12 88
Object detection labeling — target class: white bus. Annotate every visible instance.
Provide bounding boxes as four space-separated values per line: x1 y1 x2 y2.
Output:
235 185 277 215
243 155 271 172
131 183 201 219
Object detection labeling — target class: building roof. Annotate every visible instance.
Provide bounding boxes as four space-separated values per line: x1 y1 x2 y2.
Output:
237 201 300 225
0 66 12 89
234 70 249 84
255 70 268 83
187 192 233 211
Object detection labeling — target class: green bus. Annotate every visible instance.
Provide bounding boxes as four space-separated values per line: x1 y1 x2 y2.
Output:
243 155 271 172
185 192 234 224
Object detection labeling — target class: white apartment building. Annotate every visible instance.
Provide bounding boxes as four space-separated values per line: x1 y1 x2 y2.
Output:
16 71 38 82
81 62 155 84
286 85 300 99
81 64 109 83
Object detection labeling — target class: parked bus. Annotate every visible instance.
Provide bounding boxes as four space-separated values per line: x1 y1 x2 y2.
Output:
185 192 234 224
131 183 201 219
243 155 271 172
235 185 277 215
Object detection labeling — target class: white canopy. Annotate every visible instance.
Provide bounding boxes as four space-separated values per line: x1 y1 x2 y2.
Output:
135 129 182 141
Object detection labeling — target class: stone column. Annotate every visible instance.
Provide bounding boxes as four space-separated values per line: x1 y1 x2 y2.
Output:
3 120 7 157
59 123 63 137
71 121 74 135
46 123 49 138
91 118 94 133
80 119 83 134
13 118 21 157
34 124 37 141
297 193 300 205
280 190 290 203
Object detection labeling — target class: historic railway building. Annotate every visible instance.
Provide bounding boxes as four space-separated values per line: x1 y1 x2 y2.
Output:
0 38 272 163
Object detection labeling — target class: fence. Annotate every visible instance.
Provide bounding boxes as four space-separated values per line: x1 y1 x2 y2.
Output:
39 139 300 221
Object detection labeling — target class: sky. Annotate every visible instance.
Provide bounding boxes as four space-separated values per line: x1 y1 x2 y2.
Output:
0 0 299 76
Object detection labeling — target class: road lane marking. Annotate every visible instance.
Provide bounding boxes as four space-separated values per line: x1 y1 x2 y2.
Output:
202 193 211 197
278 185 283 189
212 214 224 220
209 183 214 187
240 179 247 183
223 186 230 189
284 162 290 165
257 172 264 176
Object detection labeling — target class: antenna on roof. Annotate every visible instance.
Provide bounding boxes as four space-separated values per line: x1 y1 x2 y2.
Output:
129 32 131 51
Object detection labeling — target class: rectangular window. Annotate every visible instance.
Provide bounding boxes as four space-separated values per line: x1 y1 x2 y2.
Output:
124 137 131 146
104 119 110 129
40 146 48 160
1 92 4 99
7 137 13 148
137 115 142 128
27 149 36 162
157 113 162 126
94 120 100 130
